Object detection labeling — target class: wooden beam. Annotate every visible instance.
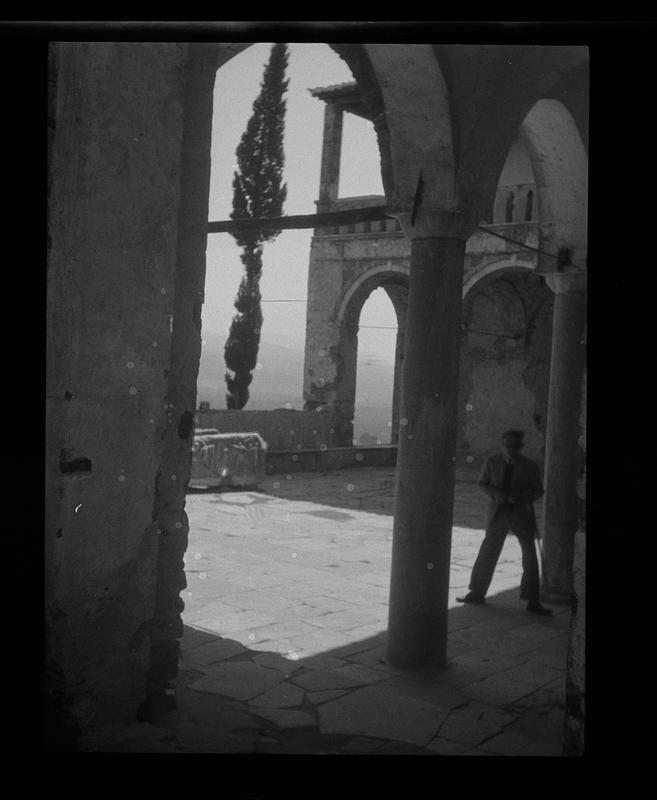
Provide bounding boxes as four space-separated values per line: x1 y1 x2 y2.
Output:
207 204 391 234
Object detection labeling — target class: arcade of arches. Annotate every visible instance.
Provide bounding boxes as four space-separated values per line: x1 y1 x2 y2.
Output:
46 41 587 753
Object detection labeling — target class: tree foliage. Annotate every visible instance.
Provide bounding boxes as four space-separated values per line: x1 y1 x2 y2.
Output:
224 43 289 409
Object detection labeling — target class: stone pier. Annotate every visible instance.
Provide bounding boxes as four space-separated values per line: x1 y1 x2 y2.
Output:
386 212 469 668
541 271 587 602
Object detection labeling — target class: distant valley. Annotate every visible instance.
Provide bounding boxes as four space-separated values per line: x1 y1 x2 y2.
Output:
197 331 395 444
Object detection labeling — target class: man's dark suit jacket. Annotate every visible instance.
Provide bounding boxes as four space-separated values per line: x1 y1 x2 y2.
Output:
478 453 544 529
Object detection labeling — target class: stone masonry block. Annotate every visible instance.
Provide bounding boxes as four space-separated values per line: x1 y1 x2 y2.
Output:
190 432 266 488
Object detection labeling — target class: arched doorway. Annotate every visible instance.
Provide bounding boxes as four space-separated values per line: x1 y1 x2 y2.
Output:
353 287 400 446
329 267 409 446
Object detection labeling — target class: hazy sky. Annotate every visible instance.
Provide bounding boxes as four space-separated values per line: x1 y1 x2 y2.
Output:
203 42 398 364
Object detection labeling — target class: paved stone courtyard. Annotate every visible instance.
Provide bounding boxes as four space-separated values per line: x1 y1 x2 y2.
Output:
85 466 570 754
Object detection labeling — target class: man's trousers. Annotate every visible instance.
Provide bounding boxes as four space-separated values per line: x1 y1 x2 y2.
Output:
469 507 540 602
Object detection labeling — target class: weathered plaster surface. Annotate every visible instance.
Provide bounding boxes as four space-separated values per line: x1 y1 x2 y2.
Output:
303 233 410 444
46 42 189 729
304 223 550 457
146 44 220 711
459 270 553 464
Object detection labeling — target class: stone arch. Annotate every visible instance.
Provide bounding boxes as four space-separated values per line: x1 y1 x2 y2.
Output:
364 44 456 215
331 265 409 446
449 45 588 228
520 98 588 270
463 256 536 297
336 263 410 325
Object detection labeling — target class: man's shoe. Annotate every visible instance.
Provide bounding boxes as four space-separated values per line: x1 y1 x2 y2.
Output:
456 593 485 605
527 601 552 615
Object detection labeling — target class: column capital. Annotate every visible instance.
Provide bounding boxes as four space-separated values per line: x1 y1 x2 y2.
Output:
545 269 587 295
392 208 473 241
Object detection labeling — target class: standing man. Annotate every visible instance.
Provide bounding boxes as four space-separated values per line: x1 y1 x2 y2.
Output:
457 429 552 615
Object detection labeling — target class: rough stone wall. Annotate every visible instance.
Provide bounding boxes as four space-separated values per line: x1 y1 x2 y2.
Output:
302 231 409 444
458 270 553 466
304 215 550 460
46 42 189 737
146 44 220 712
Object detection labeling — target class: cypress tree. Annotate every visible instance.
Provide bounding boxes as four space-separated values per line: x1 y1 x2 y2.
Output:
224 43 289 409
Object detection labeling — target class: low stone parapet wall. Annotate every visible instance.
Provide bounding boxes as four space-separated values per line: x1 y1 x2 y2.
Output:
266 445 398 474
194 407 339 451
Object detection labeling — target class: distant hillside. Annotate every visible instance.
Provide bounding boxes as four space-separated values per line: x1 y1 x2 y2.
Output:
197 331 305 410
197 331 395 443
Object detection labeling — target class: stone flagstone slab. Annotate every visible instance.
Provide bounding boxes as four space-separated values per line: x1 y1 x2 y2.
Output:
307 689 348 705
318 686 448 746
291 668 376 692
298 654 347 670
333 663 388 684
251 708 318 729
480 730 532 755
252 652 303 674
460 674 536 705
500 660 565 688
514 739 563 756
188 663 284 701
426 736 471 755
247 682 305 708
182 638 248 666
437 704 514 747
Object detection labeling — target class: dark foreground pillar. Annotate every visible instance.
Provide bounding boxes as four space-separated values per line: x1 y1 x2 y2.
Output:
386 217 467 669
541 272 587 602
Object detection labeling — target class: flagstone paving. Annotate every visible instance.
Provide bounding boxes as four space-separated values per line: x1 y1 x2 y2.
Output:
86 465 571 754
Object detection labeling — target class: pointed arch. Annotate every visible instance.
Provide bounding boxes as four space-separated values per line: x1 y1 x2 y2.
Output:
364 44 456 213
520 98 588 269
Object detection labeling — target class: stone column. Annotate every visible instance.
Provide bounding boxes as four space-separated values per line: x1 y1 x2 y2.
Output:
386 212 469 668
317 102 343 210
541 271 587 602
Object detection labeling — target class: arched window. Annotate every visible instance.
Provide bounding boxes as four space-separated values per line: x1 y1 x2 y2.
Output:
505 191 515 223
525 189 534 221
